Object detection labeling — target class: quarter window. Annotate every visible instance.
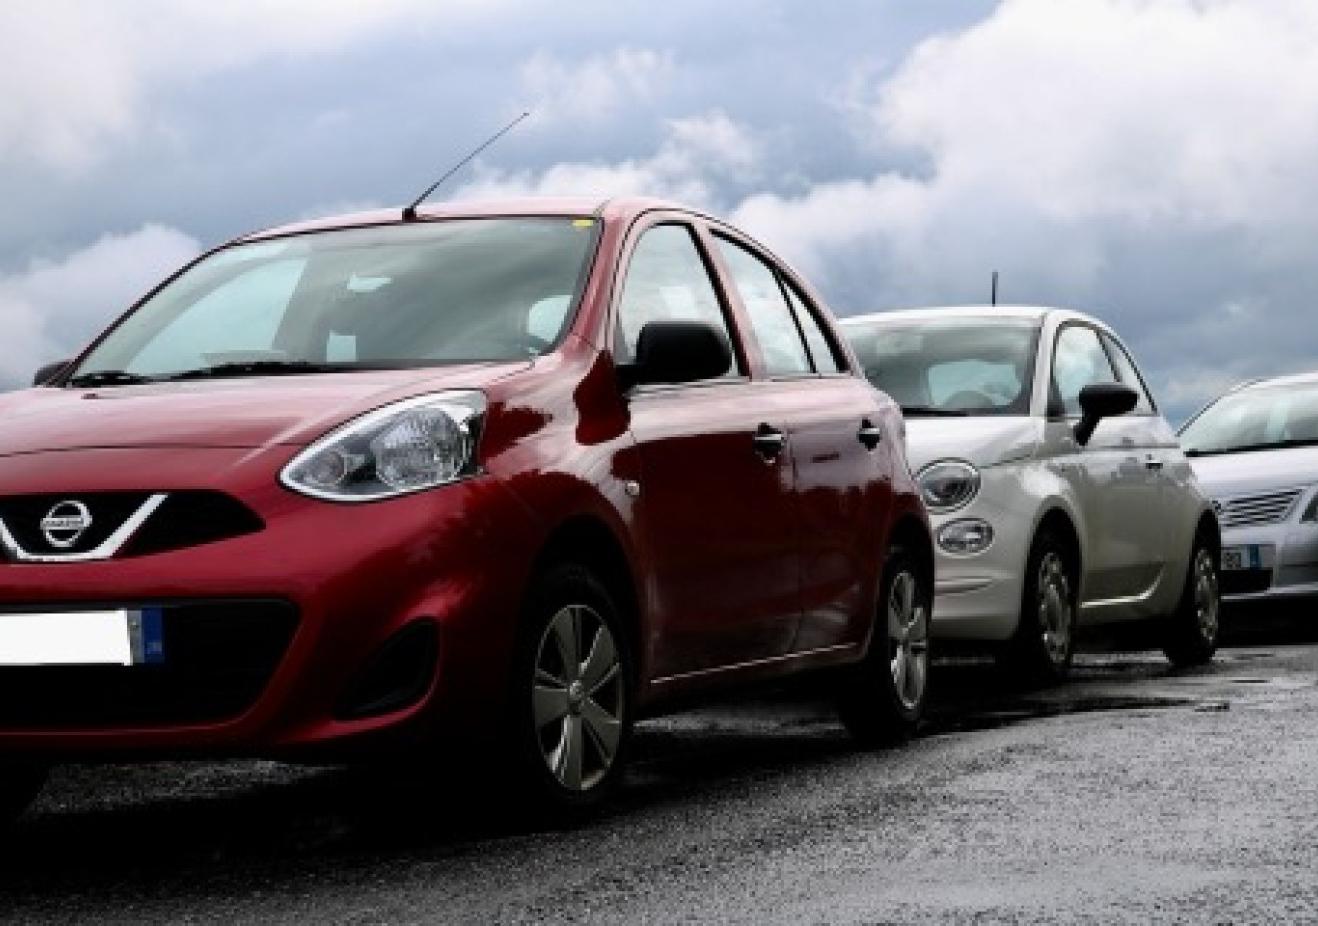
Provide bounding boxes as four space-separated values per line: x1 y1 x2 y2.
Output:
1100 332 1154 415
1051 325 1119 417
615 224 737 376
785 285 843 374
714 237 812 377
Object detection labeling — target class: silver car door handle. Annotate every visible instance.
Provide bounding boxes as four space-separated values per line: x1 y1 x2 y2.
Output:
752 424 786 460
858 420 883 451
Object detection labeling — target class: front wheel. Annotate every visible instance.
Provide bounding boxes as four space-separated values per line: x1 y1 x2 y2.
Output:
837 548 931 746
511 564 633 816
0 763 48 829
999 530 1077 685
1162 541 1220 667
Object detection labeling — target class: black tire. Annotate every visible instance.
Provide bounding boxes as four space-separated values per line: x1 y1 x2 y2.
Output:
510 563 633 816
0 763 48 829
837 548 931 746
1162 535 1220 668
999 528 1077 685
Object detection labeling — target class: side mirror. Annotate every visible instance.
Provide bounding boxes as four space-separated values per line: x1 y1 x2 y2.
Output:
32 360 70 387
1075 383 1139 446
617 321 732 390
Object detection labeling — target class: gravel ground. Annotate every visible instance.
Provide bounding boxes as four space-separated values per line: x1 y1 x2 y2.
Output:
3 630 1318 923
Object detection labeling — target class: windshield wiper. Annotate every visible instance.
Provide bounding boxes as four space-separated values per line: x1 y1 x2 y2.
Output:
899 405 974 417
66 370 158 388
163 360 341 381
1185 438 1318 458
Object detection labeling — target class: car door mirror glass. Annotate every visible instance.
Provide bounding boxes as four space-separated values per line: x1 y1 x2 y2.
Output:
1075 383 1139 445
619 320 732 390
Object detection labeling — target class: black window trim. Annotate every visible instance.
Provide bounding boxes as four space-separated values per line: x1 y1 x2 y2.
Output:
709 230 819 383
1047 321 1123 421
777 276 849 377
610 217 752 394
1097 330 1159 417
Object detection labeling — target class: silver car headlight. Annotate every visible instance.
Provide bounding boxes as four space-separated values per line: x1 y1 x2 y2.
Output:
281 391 485 502
917 459 981 513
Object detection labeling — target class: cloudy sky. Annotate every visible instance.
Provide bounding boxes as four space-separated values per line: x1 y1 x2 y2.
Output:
3 0 1316 420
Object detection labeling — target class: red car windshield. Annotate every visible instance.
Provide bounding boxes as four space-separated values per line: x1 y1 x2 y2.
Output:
69 217 598 384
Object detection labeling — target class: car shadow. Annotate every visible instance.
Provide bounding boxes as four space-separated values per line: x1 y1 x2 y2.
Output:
0 653 1212 907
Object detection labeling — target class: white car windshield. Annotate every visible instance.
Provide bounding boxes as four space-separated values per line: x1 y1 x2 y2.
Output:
67 217 598 386
1181 382 1318 456
846 319 1040 416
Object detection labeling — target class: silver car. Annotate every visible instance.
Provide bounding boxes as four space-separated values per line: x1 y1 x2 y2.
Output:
1180 372 1318 604
842 307 1222 681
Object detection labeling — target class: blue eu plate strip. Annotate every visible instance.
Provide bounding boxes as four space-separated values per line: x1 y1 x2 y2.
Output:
140 607 165 664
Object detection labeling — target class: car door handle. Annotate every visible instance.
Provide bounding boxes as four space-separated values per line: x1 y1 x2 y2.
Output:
1145 456 1164 471
752 424 786 460
858 419 883 451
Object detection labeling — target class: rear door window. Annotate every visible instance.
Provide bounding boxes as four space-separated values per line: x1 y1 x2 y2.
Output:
713 237 812 377
784 285 843 374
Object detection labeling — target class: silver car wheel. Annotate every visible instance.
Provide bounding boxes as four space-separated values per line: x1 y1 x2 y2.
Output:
1037 551 1073 666
533 604 624 792
1193 548 1220 643
888 570 930 711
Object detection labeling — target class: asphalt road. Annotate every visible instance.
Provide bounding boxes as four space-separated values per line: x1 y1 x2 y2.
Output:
4 619 1318 924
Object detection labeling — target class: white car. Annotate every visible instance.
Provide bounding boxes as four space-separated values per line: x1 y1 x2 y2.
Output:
1180 371 1318 604
841 306 1221 680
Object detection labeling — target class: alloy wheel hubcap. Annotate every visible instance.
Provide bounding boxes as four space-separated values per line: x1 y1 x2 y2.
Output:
888 571 930 710
1038 552 1073 665
533 605 624 792
1194 548 1220 642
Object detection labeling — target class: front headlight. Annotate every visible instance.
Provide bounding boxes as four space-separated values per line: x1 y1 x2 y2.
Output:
281 391 486 502
1303 492 1318 522
917 459 981 513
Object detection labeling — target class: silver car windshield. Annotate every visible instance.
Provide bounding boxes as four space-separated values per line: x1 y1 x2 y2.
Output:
67 217 598 386
1181 382 1318 456
846 320 1040 416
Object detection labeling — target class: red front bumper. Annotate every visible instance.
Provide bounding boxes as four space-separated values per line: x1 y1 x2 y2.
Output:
0 447 543 759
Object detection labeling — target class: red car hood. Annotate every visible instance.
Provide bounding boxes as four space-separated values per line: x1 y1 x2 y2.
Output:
0 363 528 457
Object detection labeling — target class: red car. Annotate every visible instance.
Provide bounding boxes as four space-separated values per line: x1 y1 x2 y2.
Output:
0 198 931 819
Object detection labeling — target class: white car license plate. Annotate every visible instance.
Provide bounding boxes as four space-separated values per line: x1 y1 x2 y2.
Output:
0 608 164 666
1221 545 1274 572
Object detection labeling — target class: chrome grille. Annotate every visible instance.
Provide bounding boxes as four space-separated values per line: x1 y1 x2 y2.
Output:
1214 488 1304 528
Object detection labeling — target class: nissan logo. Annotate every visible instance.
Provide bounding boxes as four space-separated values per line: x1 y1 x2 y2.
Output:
40 500 94 549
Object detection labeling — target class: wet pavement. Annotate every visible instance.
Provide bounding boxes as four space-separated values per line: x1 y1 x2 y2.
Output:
3 625 1318 923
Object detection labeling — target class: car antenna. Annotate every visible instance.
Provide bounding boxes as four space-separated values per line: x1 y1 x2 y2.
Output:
401 110 532 222
990 270 999 306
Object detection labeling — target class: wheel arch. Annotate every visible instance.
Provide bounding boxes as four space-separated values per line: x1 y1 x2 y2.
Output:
1033 505 1083 586
888 514 935 602
531 514 643 663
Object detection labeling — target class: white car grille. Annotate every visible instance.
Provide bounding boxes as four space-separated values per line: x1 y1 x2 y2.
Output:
1214 488 1304 528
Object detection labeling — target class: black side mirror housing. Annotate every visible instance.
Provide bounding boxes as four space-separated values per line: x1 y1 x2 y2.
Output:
617 321 732 390
32 360 70 387
1074 383 1139 446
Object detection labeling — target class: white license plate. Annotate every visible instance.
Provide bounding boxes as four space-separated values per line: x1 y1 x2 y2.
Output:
0 609 163 667
1222 545 1274 572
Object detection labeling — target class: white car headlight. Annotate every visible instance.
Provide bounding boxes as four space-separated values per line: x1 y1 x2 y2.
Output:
281 391 486 502
917 460 981 513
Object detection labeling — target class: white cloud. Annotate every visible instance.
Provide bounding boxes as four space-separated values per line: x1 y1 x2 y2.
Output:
454 110 759 206
0 225 200 386
0 0 497 172
726 0 1318 414
522 47 675 125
